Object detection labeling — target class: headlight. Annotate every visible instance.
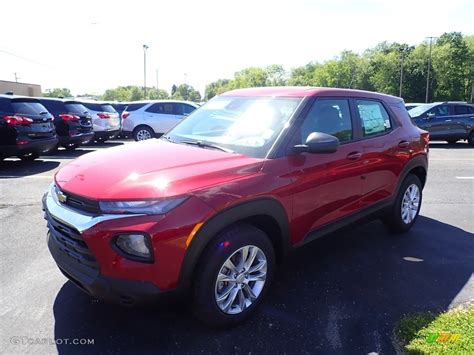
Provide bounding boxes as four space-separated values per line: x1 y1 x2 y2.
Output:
99 197 187 215
115 233 153 261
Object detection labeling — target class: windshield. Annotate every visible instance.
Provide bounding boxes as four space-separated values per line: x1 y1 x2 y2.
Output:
408 103 436 117
166 96 303 158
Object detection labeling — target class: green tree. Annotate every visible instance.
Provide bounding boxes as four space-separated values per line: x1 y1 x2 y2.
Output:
171 84 201 102
44 88 72 98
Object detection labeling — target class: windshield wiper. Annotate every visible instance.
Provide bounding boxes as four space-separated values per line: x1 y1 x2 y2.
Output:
179 140 234 153
161 135 175 143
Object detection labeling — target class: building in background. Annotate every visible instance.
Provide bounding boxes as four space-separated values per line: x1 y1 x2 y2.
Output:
0 80 42 96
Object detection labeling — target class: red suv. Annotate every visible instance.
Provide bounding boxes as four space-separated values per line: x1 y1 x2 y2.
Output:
43 87 429 326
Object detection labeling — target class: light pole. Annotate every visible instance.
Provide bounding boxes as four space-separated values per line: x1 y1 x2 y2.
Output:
143 44 149 99
425 37 437 103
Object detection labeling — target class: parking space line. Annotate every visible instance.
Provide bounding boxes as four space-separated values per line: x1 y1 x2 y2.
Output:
455 176 474 179
0 175 53 179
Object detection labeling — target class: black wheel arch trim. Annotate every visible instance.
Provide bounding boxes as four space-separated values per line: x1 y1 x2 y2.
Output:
397 154 428 191
177 197 290 292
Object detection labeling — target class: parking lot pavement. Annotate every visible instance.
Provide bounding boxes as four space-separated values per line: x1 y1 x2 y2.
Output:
1 141 473 354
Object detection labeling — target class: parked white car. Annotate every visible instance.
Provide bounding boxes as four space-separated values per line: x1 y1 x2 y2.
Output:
78 100 121 142
122 100 199 141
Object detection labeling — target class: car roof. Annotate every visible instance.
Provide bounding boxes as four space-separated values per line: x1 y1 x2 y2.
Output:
0 94 41 101
221 86 402 103
125 100 199 106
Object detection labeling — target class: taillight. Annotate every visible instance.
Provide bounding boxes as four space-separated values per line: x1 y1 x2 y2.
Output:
3 115 33 125
59 113 80 121
122 112 130 119
97 112 110 119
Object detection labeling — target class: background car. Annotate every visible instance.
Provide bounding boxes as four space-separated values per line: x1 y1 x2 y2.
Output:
78 100 121 142
0 95 57 161
38 98 94 150
408 101 474 145
405 103 424 110
121 100 199 141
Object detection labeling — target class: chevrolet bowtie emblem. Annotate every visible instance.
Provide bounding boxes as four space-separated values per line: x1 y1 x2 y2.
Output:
57 190 67 203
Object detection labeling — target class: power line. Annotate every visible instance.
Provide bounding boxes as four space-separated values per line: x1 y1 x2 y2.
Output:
0 48 49 67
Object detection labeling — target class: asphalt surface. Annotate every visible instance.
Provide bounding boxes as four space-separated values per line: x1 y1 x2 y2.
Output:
1 140 473 354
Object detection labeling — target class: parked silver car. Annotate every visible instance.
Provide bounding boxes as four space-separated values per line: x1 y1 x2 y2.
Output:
78 100 121 142
121 100 199 141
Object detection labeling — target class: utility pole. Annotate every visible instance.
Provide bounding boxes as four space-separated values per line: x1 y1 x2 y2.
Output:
425 37 437 103
14 73 18 83
155 69 159 91
184 73 187 86
143 44 149 99
399 47 407 98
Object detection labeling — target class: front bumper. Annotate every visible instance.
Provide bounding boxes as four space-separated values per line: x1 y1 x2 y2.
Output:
42 184 213 305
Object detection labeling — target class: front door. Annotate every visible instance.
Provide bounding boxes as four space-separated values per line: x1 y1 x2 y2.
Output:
287 98 366 238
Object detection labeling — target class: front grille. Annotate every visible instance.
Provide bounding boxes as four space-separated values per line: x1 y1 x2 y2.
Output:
45 212 99 270
61 190 101 215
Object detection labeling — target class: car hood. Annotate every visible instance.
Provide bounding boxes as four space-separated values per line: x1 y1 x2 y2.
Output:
55 139 264 200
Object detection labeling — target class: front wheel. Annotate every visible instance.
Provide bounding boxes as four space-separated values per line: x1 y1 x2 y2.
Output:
192 224 275 327
63 144 79 151
382 174 422 233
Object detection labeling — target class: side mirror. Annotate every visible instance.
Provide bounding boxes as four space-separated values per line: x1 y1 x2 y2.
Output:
293 132 340 154
426 113 435 119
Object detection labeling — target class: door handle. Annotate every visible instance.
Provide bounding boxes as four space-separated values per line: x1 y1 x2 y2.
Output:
398 140 409 148
346 152 362 160
445 119 452 122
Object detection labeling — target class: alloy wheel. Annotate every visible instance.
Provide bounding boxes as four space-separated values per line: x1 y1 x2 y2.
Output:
401 183 420 224
214 245 267 315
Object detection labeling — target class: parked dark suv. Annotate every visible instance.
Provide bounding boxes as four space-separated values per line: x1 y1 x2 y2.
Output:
408 102 474 145
44 87 429 326
38 98 94 150
0 95 57 161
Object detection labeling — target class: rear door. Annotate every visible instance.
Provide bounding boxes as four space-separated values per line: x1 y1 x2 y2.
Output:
288 98 366 233
355 99 402 207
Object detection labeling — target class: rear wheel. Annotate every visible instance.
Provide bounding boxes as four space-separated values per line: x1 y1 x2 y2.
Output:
192 224 275 327
18 152 40 161
382 174 422 233
133 126 155 141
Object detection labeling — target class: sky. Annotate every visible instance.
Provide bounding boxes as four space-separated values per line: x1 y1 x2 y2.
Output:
1 0 473 96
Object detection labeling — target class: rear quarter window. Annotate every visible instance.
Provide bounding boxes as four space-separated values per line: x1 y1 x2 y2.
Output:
126 103 147 111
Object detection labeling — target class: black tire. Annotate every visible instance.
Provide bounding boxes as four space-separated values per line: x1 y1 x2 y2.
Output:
382 174 422 233
446 139 457 144
133 126 155 141
18 152 40 161
192 223 275 327
96 137 107 143
468 132 474 146
64 144 79 151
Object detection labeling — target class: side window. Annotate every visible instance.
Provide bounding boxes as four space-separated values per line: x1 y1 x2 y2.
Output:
300 99 353 143
428 105 450 117
183 104 196 115
356 100 392 137
454 105 473 115
146 103 175 115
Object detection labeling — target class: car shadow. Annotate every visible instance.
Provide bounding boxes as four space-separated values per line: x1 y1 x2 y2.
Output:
0 160 60 177
52 216 474 354
429 142 472 149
